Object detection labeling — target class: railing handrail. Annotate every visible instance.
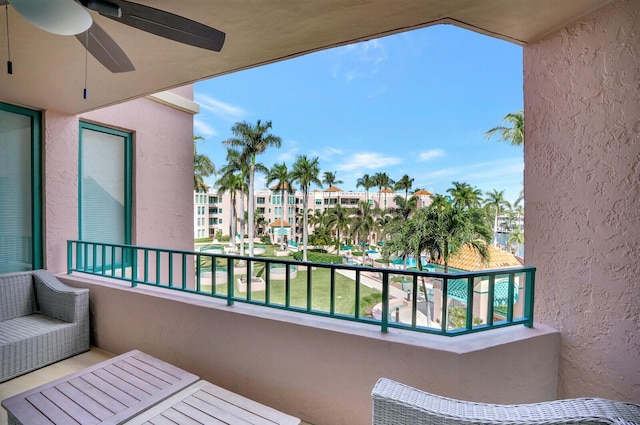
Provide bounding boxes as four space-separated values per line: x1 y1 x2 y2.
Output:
67 239 536 336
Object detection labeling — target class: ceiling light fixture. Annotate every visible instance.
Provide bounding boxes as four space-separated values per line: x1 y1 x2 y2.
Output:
9 0 92 36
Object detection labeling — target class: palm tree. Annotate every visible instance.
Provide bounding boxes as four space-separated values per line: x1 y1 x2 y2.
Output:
446 181 482 209
485 110 524 146
219 148 250 254
214 171 243 252
423 205 492 272
484 189 511 246
429 193 451 210
265 162 293 251
349 200 376 260
254 211 267 237
373 172 394 210
322 171 343 207
291 155 321 261
193 136 215 192
325 204 351 252
514 187 524 207
223 120 282 257
508 226 524 255
395 174 414 199
391 195 418 222
356 174 375 203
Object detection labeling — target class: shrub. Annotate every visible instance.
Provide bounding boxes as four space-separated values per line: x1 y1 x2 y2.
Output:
359 293 383 317
448 306 482 329
292 251 342 264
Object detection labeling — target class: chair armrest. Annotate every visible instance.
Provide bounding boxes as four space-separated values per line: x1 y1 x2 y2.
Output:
33 270 89 323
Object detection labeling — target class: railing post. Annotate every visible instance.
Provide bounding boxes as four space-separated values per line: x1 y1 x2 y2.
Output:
507 273 515 323
466 276 474 330
227 257 234 306
524 269 536 328
329 267 336 316
381 271 389 333
196 254 201 292
285 263 291 308
181 253 187 290
441 277 448 334
67 241 73 274
131 246 138 287
487 275 495 327
354 270 361 319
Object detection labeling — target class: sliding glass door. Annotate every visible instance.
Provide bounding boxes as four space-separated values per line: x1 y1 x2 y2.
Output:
0 103 42 274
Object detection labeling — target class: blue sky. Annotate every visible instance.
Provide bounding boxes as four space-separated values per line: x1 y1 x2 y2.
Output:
194 24 523 203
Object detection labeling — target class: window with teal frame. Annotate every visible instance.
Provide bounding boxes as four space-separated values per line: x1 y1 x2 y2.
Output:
0 103 42 274
78 122 132 270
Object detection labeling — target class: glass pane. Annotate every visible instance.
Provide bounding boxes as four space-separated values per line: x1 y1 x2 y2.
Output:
0 110 32 274
80 127 126 268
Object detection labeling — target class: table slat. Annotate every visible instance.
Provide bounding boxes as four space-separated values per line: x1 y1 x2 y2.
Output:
2 350 198 425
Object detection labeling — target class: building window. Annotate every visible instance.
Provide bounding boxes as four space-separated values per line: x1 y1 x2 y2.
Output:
315 199 322 205
0 103 42 274
257 197 265 204
78 122 132 267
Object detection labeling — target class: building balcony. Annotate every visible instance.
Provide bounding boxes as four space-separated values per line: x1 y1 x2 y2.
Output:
0 240 561 424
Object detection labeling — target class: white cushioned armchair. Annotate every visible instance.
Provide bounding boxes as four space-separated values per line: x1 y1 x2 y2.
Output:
372 378 640 425
0 269 89 382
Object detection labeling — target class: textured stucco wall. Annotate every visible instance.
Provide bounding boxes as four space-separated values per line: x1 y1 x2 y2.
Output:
63 275 560 425
524 0 639 402
43 87 195 274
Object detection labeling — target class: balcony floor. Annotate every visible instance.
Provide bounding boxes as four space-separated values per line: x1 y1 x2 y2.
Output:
0 347 312 425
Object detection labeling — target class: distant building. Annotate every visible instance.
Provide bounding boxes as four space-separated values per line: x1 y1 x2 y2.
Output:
194 186 432 242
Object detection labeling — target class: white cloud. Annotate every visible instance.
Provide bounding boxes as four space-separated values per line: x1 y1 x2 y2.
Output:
336 152 401 172
195 94 247 122
418 149 446 162
276 139 300 162
311 146 344 161
420 158 524 182
193 118 217 137
330 39 388 82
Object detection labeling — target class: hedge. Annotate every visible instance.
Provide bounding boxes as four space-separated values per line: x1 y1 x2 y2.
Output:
292 251 342 264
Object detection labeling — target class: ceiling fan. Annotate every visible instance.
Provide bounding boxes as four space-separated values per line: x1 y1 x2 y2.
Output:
1 0 226 73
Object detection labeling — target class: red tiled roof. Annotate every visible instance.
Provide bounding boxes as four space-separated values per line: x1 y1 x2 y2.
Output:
379 188 394 193
269 219 292 227
413 189 432 196
324 186 343 192
269 182 296 191
436 244 522 271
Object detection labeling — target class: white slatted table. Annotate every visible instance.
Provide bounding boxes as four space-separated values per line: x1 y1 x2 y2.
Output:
123 380 300 425
2 350 199 425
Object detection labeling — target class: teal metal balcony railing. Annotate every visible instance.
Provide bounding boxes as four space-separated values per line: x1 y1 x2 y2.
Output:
67 240 535 336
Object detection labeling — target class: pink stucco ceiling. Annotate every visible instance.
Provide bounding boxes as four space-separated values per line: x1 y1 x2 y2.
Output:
0 0 613 114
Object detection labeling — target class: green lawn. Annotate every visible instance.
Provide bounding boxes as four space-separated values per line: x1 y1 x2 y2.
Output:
197 248 378 316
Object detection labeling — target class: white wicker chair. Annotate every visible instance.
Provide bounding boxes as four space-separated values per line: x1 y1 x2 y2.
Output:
372 378 640 425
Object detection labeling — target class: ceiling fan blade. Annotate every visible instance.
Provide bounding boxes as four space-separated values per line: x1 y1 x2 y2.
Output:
99 0 225 52
75 22 135 73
